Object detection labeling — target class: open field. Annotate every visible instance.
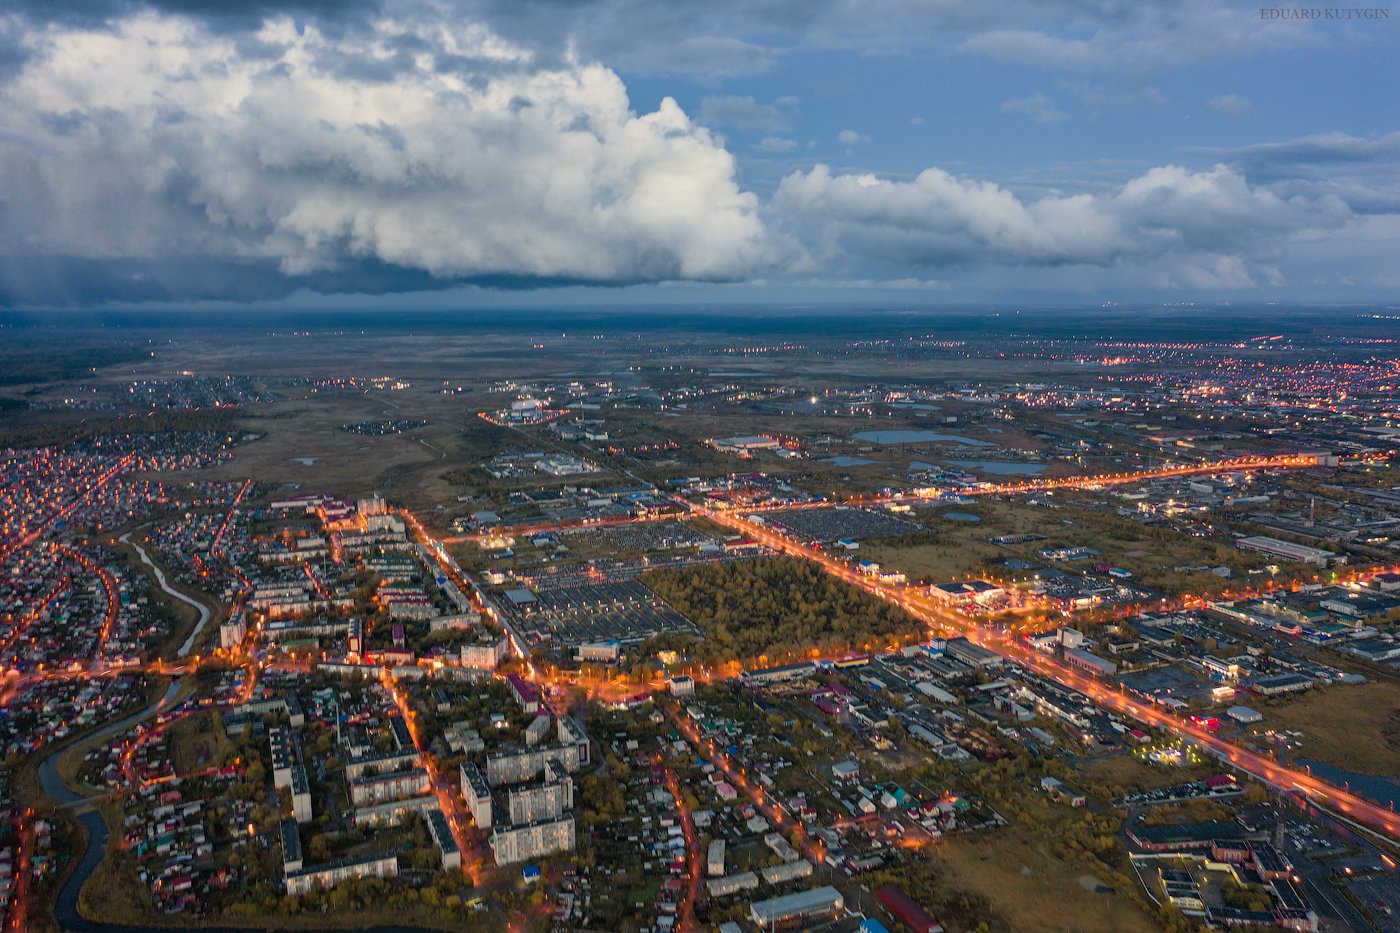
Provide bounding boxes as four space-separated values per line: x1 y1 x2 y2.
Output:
1254 680 1400 778
182 390 519 515
936 830 1158 933
1081 753 1220 798
859 500 1049 583
169 711 229 775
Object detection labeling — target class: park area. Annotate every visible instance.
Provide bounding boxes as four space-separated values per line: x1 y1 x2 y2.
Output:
642 556 923 664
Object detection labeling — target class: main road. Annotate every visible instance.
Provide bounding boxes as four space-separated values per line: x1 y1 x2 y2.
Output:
442 453 1332 544
693 500 1400 845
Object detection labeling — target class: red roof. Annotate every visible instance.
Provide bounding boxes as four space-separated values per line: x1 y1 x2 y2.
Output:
877 884 943 933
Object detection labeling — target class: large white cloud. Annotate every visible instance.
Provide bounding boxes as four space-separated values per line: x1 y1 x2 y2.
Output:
0 12 770 303
0 7 1393 306
772 162 1353 279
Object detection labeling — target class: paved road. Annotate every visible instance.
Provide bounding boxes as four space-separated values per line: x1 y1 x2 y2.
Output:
119 530 212 657
697 501 1400 845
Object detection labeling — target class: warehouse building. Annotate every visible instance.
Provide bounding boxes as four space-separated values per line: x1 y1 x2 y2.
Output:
749 886 845 928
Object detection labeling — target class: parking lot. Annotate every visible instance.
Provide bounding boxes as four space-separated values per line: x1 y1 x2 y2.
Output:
1118 665 1217 705
501 580 701 649
1346 874 1400 926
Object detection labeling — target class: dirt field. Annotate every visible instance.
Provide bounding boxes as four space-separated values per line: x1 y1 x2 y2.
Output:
937 830 1159 933
1255 680 1400 777
198 391 494 512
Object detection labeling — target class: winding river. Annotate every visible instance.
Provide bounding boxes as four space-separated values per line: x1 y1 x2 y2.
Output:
118 530 213 657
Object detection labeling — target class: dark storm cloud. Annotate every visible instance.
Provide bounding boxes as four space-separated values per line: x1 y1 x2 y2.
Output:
0 252 649 307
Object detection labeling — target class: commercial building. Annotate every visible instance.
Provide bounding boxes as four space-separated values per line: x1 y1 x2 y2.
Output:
577 641 622 663
944 638 1002 670
748 886 845 928
1062 647 1117 678
1250 672 1313 696
1226 706 1263 724
1235 536 1336 566
710 435 780 454
929 580 1004 605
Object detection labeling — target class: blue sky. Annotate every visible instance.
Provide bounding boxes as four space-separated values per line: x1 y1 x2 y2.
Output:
1 1 1397 308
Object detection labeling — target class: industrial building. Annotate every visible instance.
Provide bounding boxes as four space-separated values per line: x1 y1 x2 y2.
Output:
748 886 845 928
1235 535 1336 566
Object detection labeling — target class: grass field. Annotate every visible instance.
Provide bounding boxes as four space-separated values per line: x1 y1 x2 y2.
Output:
169 710 229 775
936 830 1159 933
859 499 1051 583
1081 753 1219 798
1255 680 1400 777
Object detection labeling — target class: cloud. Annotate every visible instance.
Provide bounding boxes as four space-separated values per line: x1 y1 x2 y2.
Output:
0 0 1359 88
1207 93 1253 118
960 1 1320 74
1 8 1396 305
698 95 794 133
772 162 1353 279
1191 131 1400 170
757 136 798 152
1001 92 1068 124
0 12 771 305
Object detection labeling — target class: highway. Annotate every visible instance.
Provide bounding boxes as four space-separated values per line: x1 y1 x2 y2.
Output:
443 453 1329 544
691 499 1400 846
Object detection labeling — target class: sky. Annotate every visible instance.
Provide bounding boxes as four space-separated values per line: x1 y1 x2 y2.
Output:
0 0 1397 309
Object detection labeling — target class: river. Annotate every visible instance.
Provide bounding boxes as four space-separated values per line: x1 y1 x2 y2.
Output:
118 530 212 657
